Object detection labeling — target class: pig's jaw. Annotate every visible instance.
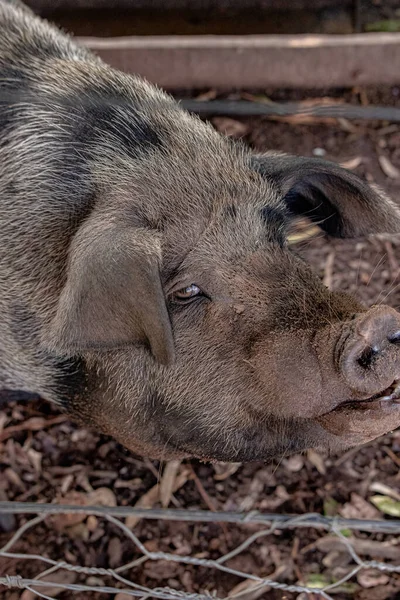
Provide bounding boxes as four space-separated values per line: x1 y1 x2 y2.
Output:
316 379 400 447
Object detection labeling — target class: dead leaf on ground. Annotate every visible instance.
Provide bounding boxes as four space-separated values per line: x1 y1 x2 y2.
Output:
340 493 381 520
357 569 390 589
51 491 90 530
160 459 182 508
108 536 123 568
51 487 116 532
304 535 400 561
20 570 77 599
195 89 217 101
0 415 68 441
307 449 326 475
378 154 400 179
3 467 24 490
27 448 42 474
228 564 289 599
126 466 191 529
338 118 358 133
86 487 117 507
369 482 400 502
212 117 249 138
125 484 160 530
370 495 400 517
144 559 179 581
0 412 8 436
340 156 363 170
213 461 242 481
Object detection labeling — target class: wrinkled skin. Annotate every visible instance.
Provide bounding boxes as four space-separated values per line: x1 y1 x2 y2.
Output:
2 0 400 462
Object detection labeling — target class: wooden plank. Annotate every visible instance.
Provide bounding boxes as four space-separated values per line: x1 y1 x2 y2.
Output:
79 33 400 90
28 0 352 11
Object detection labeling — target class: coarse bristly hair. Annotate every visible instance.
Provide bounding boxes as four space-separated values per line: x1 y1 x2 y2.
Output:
2 0 400 462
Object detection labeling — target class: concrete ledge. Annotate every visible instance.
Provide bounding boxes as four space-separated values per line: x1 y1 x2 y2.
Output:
29 1 352 11
80 33 400 90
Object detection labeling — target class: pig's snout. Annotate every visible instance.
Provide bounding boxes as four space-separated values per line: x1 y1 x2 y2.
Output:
340 306 400 398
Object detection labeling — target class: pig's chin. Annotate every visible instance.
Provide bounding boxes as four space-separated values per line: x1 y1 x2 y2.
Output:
315 379 400 444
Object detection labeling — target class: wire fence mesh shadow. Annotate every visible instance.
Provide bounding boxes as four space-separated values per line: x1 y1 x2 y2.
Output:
1 501 400 599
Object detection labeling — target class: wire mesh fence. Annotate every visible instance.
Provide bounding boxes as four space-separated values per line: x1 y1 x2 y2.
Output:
1 501 400 600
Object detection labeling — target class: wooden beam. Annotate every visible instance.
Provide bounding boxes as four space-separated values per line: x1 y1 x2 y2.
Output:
79 33 400 90
28 1 352 11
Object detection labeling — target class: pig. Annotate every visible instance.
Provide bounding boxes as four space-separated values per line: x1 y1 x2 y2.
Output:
2 0 400 463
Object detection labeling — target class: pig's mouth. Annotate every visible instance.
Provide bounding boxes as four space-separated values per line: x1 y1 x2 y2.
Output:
316 379 400 442
338 379 400 412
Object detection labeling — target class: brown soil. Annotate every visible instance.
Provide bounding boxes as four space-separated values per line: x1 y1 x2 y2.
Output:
1 89 400 600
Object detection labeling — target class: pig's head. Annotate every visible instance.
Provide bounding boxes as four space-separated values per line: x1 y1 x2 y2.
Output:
46 109 400 462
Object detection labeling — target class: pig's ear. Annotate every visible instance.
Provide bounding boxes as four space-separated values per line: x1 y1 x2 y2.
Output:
251 152 400 238
47 222 174 365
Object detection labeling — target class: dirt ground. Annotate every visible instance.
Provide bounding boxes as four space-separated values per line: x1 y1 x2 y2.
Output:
1 87 400 600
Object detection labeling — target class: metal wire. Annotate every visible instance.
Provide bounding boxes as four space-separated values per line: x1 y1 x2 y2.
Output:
1 501 400 533
1 501 400 599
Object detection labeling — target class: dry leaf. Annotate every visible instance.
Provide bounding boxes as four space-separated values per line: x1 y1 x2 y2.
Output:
228 565 290 599
3 467 24 490
160 459 181 508
125 484 160 529
307 449 326 475
357 569 389 589
369 482 400 501
212 117 249 138
378 155 400 179
340 493 381 520
86 576 105 587
309 535 400 560
228 578 265 598
195 89 217 101
66 521 90 540
108 536 123 568
86 515 98 532
20 570 77 599
214 462 242 481
340 156 363 170
0 412 8 436
27 448 42 474
370 495 400 517
51 487 116 532
87 487 117 507
51 491 89 530
0 415 67 441
338 118 358 133
126 467 190 528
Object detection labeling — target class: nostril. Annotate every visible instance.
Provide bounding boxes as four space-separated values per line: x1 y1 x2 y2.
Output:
389 331 400 345
357 345 380 369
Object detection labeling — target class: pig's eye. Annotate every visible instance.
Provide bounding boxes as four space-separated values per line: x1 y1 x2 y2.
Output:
172 284 204 304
